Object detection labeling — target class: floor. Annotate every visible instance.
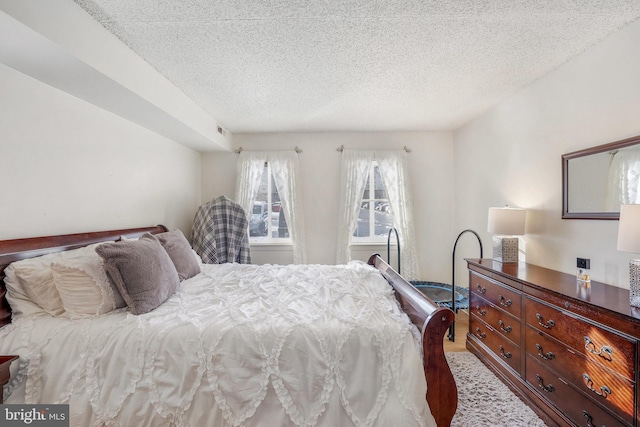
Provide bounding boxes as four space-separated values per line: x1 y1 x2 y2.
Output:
443 310 469 352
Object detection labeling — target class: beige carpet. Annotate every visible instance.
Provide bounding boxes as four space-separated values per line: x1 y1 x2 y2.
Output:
446 352 548 427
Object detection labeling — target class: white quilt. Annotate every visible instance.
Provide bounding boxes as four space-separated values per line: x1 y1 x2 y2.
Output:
1 261 435 427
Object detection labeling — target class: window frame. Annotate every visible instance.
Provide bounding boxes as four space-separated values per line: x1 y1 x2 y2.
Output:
249 162 292 245
351 161 395 244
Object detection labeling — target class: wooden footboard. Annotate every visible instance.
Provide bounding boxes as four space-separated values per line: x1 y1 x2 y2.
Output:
368 254 457 427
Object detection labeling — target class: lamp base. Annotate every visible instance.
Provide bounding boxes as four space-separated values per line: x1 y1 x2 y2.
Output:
492 236 519 263
630 259 640 308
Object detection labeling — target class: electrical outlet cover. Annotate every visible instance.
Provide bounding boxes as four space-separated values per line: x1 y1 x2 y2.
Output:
577 258 590 269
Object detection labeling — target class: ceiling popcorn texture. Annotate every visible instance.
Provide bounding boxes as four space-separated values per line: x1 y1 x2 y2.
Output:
74 0 640 133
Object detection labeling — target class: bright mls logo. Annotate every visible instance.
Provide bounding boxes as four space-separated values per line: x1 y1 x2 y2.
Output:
1 405 68 426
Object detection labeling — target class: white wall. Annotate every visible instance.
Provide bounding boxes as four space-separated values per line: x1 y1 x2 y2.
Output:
454 19 640 289
0 63 201 240
0 0 231 152
201 132 455 282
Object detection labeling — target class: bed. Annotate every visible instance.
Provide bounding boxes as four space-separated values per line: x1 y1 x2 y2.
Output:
0 225 457 427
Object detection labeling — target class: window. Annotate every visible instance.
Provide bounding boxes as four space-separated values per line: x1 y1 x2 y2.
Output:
336 149 419 280
235 150 306 263
352 162 394 242
250 163 290 242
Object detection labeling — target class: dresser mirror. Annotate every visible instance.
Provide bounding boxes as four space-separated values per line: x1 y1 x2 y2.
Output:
562 134 640 219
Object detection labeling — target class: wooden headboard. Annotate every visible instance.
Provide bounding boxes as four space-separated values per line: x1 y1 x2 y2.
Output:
0 225 168 327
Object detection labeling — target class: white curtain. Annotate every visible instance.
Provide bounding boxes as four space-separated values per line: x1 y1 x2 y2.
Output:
235 151 265 216
377 151 420 280
269 151 307 264
336 149 420 280
606 150 640 210
336 150 375 266
235 151 307 264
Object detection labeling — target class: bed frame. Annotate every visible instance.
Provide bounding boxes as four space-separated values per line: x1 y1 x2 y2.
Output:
368 254 457 427
0 226 456 427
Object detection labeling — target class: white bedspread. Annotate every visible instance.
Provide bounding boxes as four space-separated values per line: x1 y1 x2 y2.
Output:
0 261 435 427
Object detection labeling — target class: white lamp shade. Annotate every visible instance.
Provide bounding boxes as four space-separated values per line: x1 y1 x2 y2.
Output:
617 204 640 253
488 207 526 235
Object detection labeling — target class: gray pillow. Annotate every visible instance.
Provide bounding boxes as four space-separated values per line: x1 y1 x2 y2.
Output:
144 229 200 281
96 234 180 315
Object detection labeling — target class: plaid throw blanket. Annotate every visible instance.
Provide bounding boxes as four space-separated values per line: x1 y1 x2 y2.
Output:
192 195 251 264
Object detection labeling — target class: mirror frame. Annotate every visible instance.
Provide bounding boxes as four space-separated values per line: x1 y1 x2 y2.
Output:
562 134 640 219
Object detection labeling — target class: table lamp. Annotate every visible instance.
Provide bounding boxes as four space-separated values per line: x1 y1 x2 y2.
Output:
488 206 526 263
616 204 640 308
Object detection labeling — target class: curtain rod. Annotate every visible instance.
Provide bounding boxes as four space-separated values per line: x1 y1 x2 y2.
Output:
336 145 411 153
234 146 302 154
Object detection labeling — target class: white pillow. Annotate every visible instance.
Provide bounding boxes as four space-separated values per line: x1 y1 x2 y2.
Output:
119 235 139 241
51 265 123 319
3 264 48 319
9 254 65 317
5 242 126 319
51 243 126 319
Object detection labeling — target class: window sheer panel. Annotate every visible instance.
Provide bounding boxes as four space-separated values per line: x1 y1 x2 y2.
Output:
235 151 266 218
336 150 375 264
268 151 307 264
235 151 307 264
355 163 393 239
377 151 420 280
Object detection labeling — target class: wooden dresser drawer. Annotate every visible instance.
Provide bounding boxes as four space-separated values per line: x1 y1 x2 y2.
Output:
469 272 521 318
524 297 635 378
525 326 635 422
525 355 629 426
467 259 640 427
469 292 521 346
470 315 521 373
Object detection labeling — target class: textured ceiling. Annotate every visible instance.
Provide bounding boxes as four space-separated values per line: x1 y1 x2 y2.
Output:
74 0 640 133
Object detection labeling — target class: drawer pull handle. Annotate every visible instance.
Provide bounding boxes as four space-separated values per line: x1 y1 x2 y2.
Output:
498 345 512 359
582 410 602 427
535 313 555 329
498 320 512 333
535 343 555 360
535 374 554 393
476 284 487 294
474 327 486 339
582 374 611 399
583 336 613 361
475 306 487 316
498 295 512 307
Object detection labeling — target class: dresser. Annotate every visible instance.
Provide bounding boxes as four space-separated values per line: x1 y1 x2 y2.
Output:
466 259 640 427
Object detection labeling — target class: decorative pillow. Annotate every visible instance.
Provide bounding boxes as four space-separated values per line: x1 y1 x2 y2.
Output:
96 234 180 315
5 242 128 319
9 253 65 316
3 264 48 319
145 229 200 281
52 264 111 319
50 244 125 319
192 249 203 266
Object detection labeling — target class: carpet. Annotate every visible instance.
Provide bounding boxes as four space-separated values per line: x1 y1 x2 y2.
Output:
446 352 548 427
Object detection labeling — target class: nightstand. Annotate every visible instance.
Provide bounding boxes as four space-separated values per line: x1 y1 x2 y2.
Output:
0 356 18 403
